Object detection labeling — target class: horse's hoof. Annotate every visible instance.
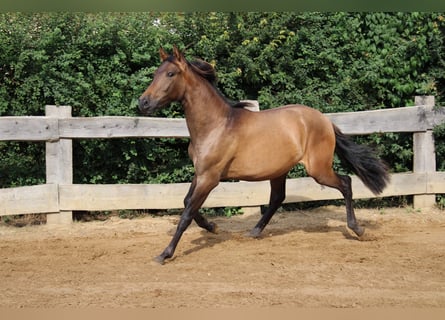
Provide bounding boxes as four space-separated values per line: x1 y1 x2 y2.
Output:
153 255 165 265
348 225 365 238
210 222 218 234
352 225 365 238
249 228 261 238
358 229 377 241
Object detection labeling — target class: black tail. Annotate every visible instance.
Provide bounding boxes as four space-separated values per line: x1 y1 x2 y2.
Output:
333 125 390 195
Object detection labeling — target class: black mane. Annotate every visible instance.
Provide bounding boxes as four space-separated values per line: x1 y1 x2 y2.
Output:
187 58 254 109
189 59 218 85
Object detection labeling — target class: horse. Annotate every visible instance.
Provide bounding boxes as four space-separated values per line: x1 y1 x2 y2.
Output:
138 46 390 264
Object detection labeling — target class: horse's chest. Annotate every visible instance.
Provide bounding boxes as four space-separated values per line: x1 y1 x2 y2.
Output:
188 138 234 168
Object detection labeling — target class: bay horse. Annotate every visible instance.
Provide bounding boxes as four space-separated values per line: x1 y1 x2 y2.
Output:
138 46 389 264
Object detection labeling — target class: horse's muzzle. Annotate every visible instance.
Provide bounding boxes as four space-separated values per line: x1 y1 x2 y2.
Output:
138 96 159 115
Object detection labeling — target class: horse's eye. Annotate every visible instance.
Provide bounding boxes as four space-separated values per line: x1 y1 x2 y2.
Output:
167 71 175 77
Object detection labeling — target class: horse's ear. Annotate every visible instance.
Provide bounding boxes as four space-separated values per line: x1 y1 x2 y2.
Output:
173 45 185 62
172 45 188 71
159 47 169 61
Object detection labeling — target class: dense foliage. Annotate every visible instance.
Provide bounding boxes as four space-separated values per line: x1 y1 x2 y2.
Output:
1 12 445 206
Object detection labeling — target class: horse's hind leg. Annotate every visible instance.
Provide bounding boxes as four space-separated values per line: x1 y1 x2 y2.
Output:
307 163 364 237
333 174 364 237
250 174 287 238
194 214 218 234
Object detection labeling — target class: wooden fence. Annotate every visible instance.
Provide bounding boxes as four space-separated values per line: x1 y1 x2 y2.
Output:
1 96 445 225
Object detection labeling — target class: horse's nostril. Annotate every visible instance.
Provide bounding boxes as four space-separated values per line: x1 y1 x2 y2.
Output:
138 97 147 110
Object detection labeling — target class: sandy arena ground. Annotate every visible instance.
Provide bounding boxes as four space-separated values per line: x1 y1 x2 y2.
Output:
0 206 444 308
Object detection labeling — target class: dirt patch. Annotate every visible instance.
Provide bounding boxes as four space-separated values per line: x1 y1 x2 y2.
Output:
0 205 444 308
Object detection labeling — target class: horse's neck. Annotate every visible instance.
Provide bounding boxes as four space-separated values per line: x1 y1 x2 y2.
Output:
182 80 230 140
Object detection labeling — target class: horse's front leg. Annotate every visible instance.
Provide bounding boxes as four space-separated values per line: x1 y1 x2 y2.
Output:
184 176 218 234
155 174 219 264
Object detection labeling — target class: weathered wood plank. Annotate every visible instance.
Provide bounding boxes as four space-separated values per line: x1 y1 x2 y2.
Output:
0 184 59 216
0 117 58 141
59 183 189 210
45 106 73 185
45 106 73 225
2 105 445 141
413 130 436 208
426 171 445 193
411 97 437 208
57 106 445 138
285 173 427 203
326 106 435 135
0 173 432 215
59 117 189 138
59 173 427 211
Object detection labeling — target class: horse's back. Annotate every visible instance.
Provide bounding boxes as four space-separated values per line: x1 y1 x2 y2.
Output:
229 103 333 145
243 104 333 135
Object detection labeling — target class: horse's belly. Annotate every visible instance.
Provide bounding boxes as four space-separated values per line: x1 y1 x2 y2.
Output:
224 150 301 181
223 127 305 180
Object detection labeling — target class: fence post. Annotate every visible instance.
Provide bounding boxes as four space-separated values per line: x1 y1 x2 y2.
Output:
413 96 436 209
45 105 73 225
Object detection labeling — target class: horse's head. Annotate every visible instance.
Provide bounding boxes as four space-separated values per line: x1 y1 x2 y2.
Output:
138 46 188 115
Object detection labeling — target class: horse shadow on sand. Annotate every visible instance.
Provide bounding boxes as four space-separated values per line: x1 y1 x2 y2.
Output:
166 206 383 260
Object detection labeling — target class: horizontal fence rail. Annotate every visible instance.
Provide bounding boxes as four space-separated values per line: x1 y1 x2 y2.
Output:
2 104 445 141
1 96 444 224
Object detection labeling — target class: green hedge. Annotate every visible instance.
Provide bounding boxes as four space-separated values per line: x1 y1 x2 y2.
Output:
1 12 445 206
